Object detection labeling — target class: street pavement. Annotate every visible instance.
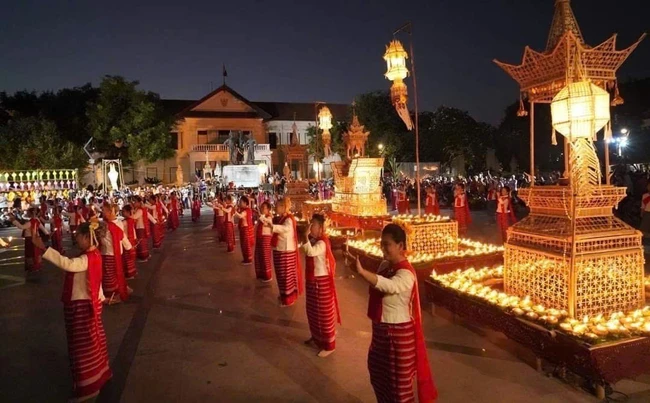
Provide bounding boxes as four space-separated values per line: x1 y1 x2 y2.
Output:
1 207 650 402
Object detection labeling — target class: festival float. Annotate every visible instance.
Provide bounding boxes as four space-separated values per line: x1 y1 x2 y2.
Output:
425 1 647 398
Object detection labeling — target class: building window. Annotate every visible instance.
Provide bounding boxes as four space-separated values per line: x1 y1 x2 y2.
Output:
218 130 230 143
170 132 179 150
197 130 208 144
269 133 277 149
146 167 158 179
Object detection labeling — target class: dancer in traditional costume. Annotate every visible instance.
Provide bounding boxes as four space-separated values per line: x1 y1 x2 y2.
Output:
397 186 409 214
67 200 78 242
233 195 254 265
486 182 498 223
215 196 225 243
149 195 168 249
191 195 201 222
424 186 440 216
496 186 517 243
35 222 112 402
121 205 138 279
167 192 180 231
219 196 235 253
454 183 472 236
49 206 65 255
301 214 340 357
254 202 274 282
269 197 302 307
100 205 132 305
11 207 49 272
347 224 437 403
132 196 156 262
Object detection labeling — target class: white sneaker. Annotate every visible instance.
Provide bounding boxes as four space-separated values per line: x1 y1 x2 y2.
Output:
317 349 335 358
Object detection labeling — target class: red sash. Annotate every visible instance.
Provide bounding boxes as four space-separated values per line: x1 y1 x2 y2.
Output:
29 218 41 241
367 259 438 403
140 207 150 237
125 217 136 241
426 193 437 207
256 214 271 238
156 202 166 222
107 221 128 301
53 215 63 233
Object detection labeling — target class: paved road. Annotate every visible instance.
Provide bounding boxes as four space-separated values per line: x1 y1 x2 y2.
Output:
1 208 649 402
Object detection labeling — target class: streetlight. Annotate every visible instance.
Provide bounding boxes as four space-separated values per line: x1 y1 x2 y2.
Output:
383 22 421 215
378 143 384 151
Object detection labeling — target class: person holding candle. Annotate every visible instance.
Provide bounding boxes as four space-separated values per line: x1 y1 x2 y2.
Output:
100 205 132 305
496 186 517 243
424 186 440 216
32 221 112 402
233 195 254 265
300 214 340 357
268 197 302 307
397 185 409 214
11 207 50 273
218 195 236 253
167 191 180 231
131 196 156 262
346 223 437 403
121 205 138 279
254 201 274 282
191 195 201 222
454 183 471 236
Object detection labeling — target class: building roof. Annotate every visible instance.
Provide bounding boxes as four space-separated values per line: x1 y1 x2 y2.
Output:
161 86 350 122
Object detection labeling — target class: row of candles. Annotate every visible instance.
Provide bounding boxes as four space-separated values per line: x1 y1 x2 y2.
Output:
346 237 503 264
430 266 650 342
392 214 452 225
0 181 77 191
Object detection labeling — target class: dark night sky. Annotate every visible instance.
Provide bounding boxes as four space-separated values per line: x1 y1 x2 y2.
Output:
1 0 648 124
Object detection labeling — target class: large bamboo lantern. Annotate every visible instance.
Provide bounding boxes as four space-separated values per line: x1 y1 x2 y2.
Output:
551 81 610 141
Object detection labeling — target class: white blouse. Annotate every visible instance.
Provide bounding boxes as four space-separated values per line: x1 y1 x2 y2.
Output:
373 261 415 324
258 215 273 236
301 240 329 277
43 248 105 302
272 217 296 252
100 219 133 256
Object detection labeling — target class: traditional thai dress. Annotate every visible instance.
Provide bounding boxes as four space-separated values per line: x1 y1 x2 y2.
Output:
151 201 167 248
50 215 65 254
167 198 180 231
122 217 138 279
13 218 49 272
486 188 498 223
254 214 274 281
272 214 303 306
496 195 517 242
222 204 235 252
302 235 340 351
42 247 112 401
216 205 225 243
397 190 409 214
133 207 155 261
454 192 472 236
235 207 254 263
191 199 201 222
100 220 131 302
367 259 437 403
424 192 440 216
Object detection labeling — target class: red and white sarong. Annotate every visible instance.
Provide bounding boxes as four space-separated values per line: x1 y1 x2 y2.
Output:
224 222 235 252
101 255 119 294
151 223 163 249
368 321 417 403
254 235 273 281
272 250 299 306
497 212 510 242
306 276 337 351
239 225 253 263
24 237 43 272
136 228 150 260
123 243 137 279
64 300 112 401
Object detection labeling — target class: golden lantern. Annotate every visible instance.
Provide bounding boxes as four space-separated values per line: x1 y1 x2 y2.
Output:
551 81 610 141
383 39 413 130
318 106 333 157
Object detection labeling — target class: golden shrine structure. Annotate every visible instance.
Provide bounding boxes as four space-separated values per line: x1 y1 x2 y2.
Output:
425 1 648 398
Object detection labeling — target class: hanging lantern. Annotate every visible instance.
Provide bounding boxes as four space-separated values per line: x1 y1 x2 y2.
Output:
383 40 413 130
312 161 323 173
257 162 267 175
318 106 333 157
551 81 610 141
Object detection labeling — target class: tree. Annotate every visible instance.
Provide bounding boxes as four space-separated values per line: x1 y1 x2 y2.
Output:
87 76 175 164
354 91 410 160
0 116 87 171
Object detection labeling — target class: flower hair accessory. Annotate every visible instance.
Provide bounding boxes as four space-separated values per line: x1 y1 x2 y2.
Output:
89 217 100 247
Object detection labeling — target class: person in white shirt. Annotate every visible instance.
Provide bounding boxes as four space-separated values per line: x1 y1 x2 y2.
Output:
11 207 50 272
268 197 302 307
100 204 133 305
33 221 112 401
346 224 437 403
254 202 274 282
300 214 340 358
131 196 157 262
